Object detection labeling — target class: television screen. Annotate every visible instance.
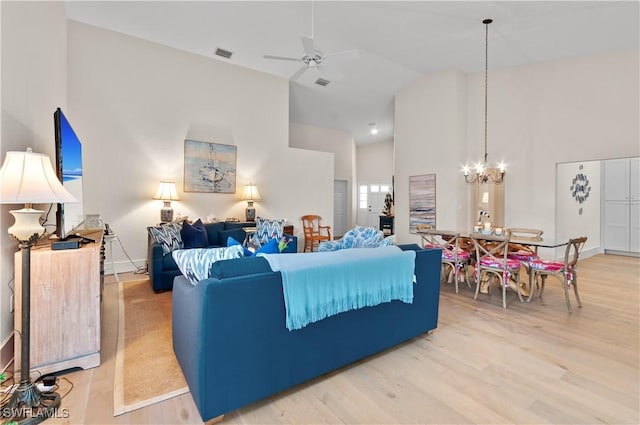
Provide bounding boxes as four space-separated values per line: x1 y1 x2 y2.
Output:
54 107 84 239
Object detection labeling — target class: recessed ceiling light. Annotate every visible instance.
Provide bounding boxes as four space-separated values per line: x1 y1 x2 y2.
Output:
369 123 378 135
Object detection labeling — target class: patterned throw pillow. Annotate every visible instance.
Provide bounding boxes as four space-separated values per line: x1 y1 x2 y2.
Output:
172 245 244 285
148 222 183 255
253 217 285 247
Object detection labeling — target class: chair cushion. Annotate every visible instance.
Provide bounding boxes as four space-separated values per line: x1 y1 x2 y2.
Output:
442 250 470 262
529 259 565 272
508 251 538 262
479 257 521 270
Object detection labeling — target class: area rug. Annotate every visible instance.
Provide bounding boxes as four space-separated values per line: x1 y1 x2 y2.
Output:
113 279 189 416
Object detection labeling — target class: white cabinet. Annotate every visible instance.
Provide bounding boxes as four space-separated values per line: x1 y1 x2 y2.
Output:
603 157 640 254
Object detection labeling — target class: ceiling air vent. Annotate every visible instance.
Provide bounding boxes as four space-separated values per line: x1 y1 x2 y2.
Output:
315 78 330 87
215 48 233 59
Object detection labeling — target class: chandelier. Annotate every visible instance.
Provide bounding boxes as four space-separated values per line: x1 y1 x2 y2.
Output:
463 18 505 185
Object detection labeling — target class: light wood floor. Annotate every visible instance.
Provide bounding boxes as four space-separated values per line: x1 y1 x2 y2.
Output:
47 254 638 424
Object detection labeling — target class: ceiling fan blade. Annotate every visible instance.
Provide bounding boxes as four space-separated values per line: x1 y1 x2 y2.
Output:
323 49 360 64
290 65 309 81
300 35 316 56
264 54 302 62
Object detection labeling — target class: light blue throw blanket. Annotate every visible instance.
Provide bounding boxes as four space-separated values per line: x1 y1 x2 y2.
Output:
259 246 416 330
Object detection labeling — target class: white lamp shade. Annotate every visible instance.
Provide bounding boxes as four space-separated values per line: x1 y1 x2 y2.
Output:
0 149 77 204
153 181 179 201
242 184 261 201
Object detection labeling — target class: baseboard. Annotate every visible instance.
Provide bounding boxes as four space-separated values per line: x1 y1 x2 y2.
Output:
603 249 640 258
1 332 14 373
105 259 146 275
580 247 601 260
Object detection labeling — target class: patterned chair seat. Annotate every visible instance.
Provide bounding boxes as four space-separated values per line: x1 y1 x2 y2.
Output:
507 250 538 262
530 258 566 273
442 249 471 262
479 257 522 270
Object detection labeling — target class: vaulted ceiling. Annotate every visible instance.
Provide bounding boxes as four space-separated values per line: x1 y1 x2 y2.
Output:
65 1 639 144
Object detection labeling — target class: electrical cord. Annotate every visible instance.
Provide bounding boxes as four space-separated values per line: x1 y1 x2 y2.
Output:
107 226 146 274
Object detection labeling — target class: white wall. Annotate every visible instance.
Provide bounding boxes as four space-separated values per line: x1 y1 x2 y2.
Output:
357 140 394 184
289 122 356 228
67 21 333 268
394 51 639 256
0 1 68 367
556 160 601 256
394 70 469 244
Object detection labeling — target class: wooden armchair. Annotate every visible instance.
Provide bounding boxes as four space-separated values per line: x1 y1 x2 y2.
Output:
301 215 332 252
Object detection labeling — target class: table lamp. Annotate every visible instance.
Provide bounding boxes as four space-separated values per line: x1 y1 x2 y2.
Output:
0 148 77 422
241 184 261 222
153 181 179 223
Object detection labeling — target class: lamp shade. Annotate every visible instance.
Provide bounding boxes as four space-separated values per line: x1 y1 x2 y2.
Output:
0 149 77 204
241 184 261 201
153 181 179 201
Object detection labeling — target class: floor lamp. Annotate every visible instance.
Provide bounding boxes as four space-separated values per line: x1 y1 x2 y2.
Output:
0 148 77 423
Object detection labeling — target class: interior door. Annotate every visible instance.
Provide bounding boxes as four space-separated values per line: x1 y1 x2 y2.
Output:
333 180 348 238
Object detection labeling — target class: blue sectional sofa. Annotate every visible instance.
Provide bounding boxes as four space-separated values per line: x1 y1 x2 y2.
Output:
172 244 441 422
147 221 297 292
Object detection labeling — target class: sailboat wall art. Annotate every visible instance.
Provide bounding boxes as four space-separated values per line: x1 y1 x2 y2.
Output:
184 139 237 193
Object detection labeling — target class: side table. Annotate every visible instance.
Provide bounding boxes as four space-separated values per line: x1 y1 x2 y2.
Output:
104 233 119 282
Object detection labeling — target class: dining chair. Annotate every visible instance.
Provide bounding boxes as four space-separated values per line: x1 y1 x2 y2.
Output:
471 233 523 309
506 228 543 260
505 228 543 290
419 228 471 293
529 236 587 313
301 215 332 252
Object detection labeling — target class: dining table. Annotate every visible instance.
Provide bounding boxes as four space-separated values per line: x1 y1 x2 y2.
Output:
416 229 569 301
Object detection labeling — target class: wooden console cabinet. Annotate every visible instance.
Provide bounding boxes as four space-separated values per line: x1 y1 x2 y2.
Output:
14 231 103 377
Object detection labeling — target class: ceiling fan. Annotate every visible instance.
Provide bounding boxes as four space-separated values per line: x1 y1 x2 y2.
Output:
263 2 359 81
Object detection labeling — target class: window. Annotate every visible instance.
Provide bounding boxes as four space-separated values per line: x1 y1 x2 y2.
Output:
359 185 368 209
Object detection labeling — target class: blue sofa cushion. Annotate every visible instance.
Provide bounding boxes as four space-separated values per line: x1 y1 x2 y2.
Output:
181 219 209 249
172 245 244 285
219 228 247 247
209 256 272 279
148 222 183 255
204 222 225 247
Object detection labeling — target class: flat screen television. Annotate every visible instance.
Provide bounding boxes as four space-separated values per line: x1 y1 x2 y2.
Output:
54 107 84 239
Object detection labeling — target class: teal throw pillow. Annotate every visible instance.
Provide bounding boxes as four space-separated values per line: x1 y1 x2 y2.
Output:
226 236 253 257
255 238 279 255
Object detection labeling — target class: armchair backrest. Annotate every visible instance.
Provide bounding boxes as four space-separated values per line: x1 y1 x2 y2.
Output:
564 236 587 268
470 233 510 264
301 215 330 237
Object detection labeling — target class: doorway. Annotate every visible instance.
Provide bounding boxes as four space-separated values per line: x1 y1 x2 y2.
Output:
333 180 348 238
357 183 391 229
